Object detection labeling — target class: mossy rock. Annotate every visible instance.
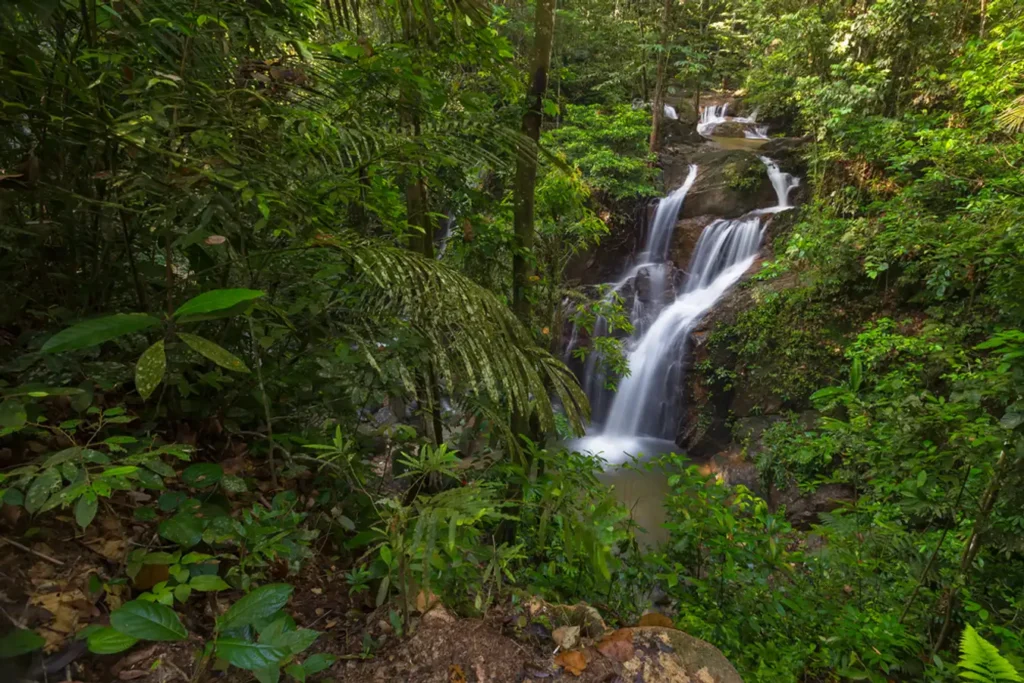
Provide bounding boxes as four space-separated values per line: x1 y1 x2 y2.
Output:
682 149 778 218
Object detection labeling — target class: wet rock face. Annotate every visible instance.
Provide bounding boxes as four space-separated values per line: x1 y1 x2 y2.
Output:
760 136 811 175
682 150 779 219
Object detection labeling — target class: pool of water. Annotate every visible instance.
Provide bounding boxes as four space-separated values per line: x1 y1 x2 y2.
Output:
569 435 682 545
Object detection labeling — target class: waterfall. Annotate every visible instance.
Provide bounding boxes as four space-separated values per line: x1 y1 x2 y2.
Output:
579 157 799 450
602 215 763 438
760 156 799 207
745 125 769 140
579 165 698 421
697 103 729 136
663 104 679 120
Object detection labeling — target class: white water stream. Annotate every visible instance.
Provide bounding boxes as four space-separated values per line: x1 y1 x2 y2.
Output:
574 153 799 465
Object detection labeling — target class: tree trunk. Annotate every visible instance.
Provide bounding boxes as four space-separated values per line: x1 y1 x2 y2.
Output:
648 0 673 154
512 0 557 325
980 0 987 38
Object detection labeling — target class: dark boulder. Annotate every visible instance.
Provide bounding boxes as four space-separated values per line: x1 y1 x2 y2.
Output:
681 149 778 219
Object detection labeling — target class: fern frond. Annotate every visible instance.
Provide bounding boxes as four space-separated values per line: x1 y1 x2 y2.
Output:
958 625 1023 683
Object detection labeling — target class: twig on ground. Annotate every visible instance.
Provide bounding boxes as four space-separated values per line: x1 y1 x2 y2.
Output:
0 536 65 565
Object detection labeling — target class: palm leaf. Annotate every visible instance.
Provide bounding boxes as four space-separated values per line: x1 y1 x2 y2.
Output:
996 95 1024 134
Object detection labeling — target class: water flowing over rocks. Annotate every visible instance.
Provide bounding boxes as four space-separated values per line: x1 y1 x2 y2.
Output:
569 95 839 529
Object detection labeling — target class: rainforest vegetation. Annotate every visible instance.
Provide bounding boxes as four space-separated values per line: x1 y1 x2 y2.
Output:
1 0 1023 681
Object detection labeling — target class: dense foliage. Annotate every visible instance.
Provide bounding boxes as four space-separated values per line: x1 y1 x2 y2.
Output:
1 0 1022 681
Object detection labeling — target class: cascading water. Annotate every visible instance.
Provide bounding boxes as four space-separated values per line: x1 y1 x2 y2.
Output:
745 125 769 140
697 103 729 136
663 104 679 120
601 214 763 439
578 166 698 421
575 157 799 463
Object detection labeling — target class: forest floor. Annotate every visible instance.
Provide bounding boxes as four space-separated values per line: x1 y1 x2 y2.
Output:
0 478 693 683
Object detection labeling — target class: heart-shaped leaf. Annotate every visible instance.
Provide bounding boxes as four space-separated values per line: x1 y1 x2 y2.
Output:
159 513 206 548
0 628 45 658
110 600 187 641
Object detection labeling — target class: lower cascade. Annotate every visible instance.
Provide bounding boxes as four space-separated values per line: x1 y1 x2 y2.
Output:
575 152 799 463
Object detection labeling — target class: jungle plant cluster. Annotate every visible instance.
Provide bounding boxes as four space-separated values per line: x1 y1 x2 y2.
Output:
686 0 1024 680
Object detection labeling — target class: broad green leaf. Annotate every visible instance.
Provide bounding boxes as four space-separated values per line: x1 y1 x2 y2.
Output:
190 575 230 592
86 627 138 654
25 468 61 513
259 617 319 655
42 447 81 468
173 289 264 320
136 340 166 400
177 333 250 373
182 463 223 488
218 584 294 631
0 628 45 657
0 400 27 430
174 584 192 603
254 665 282 683
75 493 98 528
158 491 187 512
302 653 335 675
42 314 161 354
285 663 306 682
215 639 287 671
159 513 205 548
110 600 187 641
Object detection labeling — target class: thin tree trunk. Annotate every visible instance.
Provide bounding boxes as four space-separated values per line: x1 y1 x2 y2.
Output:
933 447 1011 654
979 0 987 38
649 0 673 154
512 0 557 325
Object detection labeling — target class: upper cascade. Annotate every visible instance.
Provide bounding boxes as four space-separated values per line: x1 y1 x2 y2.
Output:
697 102 767 139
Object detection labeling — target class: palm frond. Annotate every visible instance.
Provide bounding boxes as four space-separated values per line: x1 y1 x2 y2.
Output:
326 232 590 441
996 95 1024 134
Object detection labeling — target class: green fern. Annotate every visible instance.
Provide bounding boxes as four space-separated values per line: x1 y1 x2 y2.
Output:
958 625 1023 683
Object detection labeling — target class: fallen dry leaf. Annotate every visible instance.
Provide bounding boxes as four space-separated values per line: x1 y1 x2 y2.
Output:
30 588 86 651
448 664 467 683
554 650 587 676
86 537 125 562
597 629 635 663
324 620 338 630
552 625 580 650
527 596 544 616
414 589 440 613
310 587 322 595
638 612 674 628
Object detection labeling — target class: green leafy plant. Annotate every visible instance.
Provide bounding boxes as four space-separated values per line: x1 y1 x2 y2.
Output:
958 625 1023 683
41 288 263 400
0 405 191 527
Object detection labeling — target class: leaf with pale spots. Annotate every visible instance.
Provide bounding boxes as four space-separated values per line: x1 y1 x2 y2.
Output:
178 333 250 373
135 340 166 400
